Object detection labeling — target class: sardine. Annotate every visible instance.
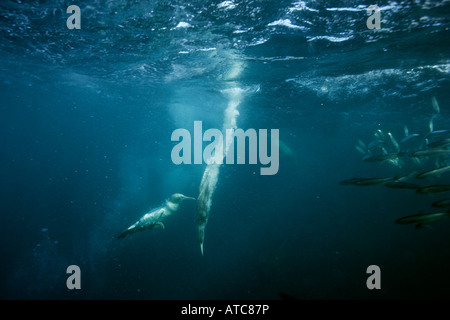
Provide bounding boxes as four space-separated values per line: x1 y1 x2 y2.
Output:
416 185 450 194
367 139 385 149
429 116 434 133
431 96 440 114
385 181 421 189
388 132 400 152
396 211 450 228
432 199 450 208
340 176 398 186
355 145 367 155
416 165 450 179
425 130 450 139
358 139 366 149
400 134 421 144
412 149 450 158
363 153 399 162
427 138 450 149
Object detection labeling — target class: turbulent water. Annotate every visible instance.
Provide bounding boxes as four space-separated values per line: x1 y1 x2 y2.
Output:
1 0 449 299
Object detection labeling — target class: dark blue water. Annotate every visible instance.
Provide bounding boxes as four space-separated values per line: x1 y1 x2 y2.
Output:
1 0 449 300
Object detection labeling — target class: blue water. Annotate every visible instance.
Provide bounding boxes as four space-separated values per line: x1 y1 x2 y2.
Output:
1 0 449 300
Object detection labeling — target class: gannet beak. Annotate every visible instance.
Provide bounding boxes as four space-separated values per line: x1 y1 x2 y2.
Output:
181 195 196 201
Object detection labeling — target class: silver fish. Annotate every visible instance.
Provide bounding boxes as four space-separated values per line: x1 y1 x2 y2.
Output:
358 139 367 149
431 96 440 114
404 125 409 137
425 130 450 139
385 181 421 189
412 149 450 158
416 185 450 194
432 199 450 208
427 138 450 149
355 145 367 155
400 134 421 144
388 132 400 152
396 211 450 228
368 139 385 149
363 153 399 162
340 176 398 186
416 165 450 179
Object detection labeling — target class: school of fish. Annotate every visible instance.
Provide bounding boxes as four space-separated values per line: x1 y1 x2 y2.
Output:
341 96 450 228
